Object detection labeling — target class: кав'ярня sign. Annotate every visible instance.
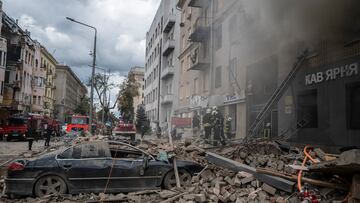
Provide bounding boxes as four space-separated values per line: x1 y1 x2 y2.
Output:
305 62 358 85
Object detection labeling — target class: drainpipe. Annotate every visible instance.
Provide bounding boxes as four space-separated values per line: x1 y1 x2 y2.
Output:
209 0 214 107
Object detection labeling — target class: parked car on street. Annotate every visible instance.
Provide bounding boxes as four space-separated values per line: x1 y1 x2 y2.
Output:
6 141 203 197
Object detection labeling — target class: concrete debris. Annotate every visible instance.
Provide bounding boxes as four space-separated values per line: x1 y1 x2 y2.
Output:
0 137 355 203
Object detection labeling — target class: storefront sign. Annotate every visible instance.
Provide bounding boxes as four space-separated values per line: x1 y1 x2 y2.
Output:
189 95 208 109
224 91 246 104
305 62 358 85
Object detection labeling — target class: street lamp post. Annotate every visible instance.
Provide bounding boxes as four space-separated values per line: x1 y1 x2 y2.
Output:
66 17 97 134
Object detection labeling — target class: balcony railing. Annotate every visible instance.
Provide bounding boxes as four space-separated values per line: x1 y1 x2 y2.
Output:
189 17 210 42
161 94 174 105
188 44 210 71
162 39 175 56
188 0 210 8
163 14 176 33
161 65 174 80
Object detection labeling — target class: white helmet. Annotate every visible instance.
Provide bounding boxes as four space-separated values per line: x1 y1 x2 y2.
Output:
212 106 218 111
227 117 232 121
206 108 211 114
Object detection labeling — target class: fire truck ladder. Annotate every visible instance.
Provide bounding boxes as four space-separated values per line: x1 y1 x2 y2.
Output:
246 50 309 141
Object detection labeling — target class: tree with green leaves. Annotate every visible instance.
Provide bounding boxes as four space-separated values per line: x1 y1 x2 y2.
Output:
117 73 139 122
74 96 90 115
135 105 150 136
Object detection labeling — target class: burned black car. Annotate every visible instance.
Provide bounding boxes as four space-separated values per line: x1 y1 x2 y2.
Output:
6 141 204 197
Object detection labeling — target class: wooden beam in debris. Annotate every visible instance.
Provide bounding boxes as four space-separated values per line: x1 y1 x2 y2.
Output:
205 152 295 193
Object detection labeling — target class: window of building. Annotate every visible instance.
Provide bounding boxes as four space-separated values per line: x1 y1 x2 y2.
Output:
0 51 2 66
229 57 237 82
347 83 360 129
3 52 6 67
32 96 36 104
297 90 318 128
214 24 222 50
194 77 198 95
0 81 3 96
215 66 222 88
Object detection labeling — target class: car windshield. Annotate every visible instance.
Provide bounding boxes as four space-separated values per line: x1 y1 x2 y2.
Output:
8 118 26 125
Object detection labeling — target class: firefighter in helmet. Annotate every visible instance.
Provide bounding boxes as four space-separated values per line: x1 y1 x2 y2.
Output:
224 116 232 139
212 106 226 146
202 108 212 140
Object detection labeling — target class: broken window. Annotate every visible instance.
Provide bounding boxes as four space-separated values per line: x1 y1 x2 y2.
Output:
215 66 222 88
347 82 360 129
109 144 144 160
57 143 110 159
297 89 318 128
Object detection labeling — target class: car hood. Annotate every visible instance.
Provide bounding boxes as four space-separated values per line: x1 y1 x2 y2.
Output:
175 160 204 175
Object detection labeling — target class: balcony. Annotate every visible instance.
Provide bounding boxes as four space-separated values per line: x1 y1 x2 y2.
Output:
188 0 210 8
189 17 210 42
162 39 175 56
161 94 174 105
0 36 7 50
188 44 210 71
163 14 176 33
161 65 174 80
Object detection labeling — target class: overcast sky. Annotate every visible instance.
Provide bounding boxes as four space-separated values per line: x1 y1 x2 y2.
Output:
2 0 160 79
2 0 160 111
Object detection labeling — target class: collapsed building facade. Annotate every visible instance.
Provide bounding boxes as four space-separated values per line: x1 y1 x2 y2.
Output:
169 0 360 151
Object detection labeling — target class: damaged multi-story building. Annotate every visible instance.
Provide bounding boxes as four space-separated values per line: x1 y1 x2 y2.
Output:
172 0 360 150
0 12 38 116
144 0 180 132
0 4 59 118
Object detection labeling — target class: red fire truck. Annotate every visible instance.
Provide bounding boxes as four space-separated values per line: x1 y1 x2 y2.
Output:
112 120 136 141
1 113 42 141
66 115 89 133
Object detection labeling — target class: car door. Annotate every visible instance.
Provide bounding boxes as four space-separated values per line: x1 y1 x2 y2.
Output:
105 144 163 192
56 142 112 194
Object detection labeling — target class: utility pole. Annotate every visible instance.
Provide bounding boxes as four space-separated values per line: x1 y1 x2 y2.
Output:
66 17 97 134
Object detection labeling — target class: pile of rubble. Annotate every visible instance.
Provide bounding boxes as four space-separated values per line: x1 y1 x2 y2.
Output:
1 136 359 203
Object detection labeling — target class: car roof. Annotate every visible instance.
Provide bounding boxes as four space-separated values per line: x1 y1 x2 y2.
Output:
59 140 154 159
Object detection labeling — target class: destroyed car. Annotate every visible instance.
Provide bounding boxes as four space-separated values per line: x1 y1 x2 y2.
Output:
5 141 203 197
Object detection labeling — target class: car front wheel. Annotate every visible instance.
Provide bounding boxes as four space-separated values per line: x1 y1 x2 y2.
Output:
34 175 67 197
163 169 192 189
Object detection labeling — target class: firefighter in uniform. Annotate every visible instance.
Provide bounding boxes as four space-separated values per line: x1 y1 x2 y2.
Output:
202 108 212 140
224 116 232 139
192 111 201 136
212 107 226 146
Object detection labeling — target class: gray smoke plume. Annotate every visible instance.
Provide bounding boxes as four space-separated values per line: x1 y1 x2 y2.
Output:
238 0 360 53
